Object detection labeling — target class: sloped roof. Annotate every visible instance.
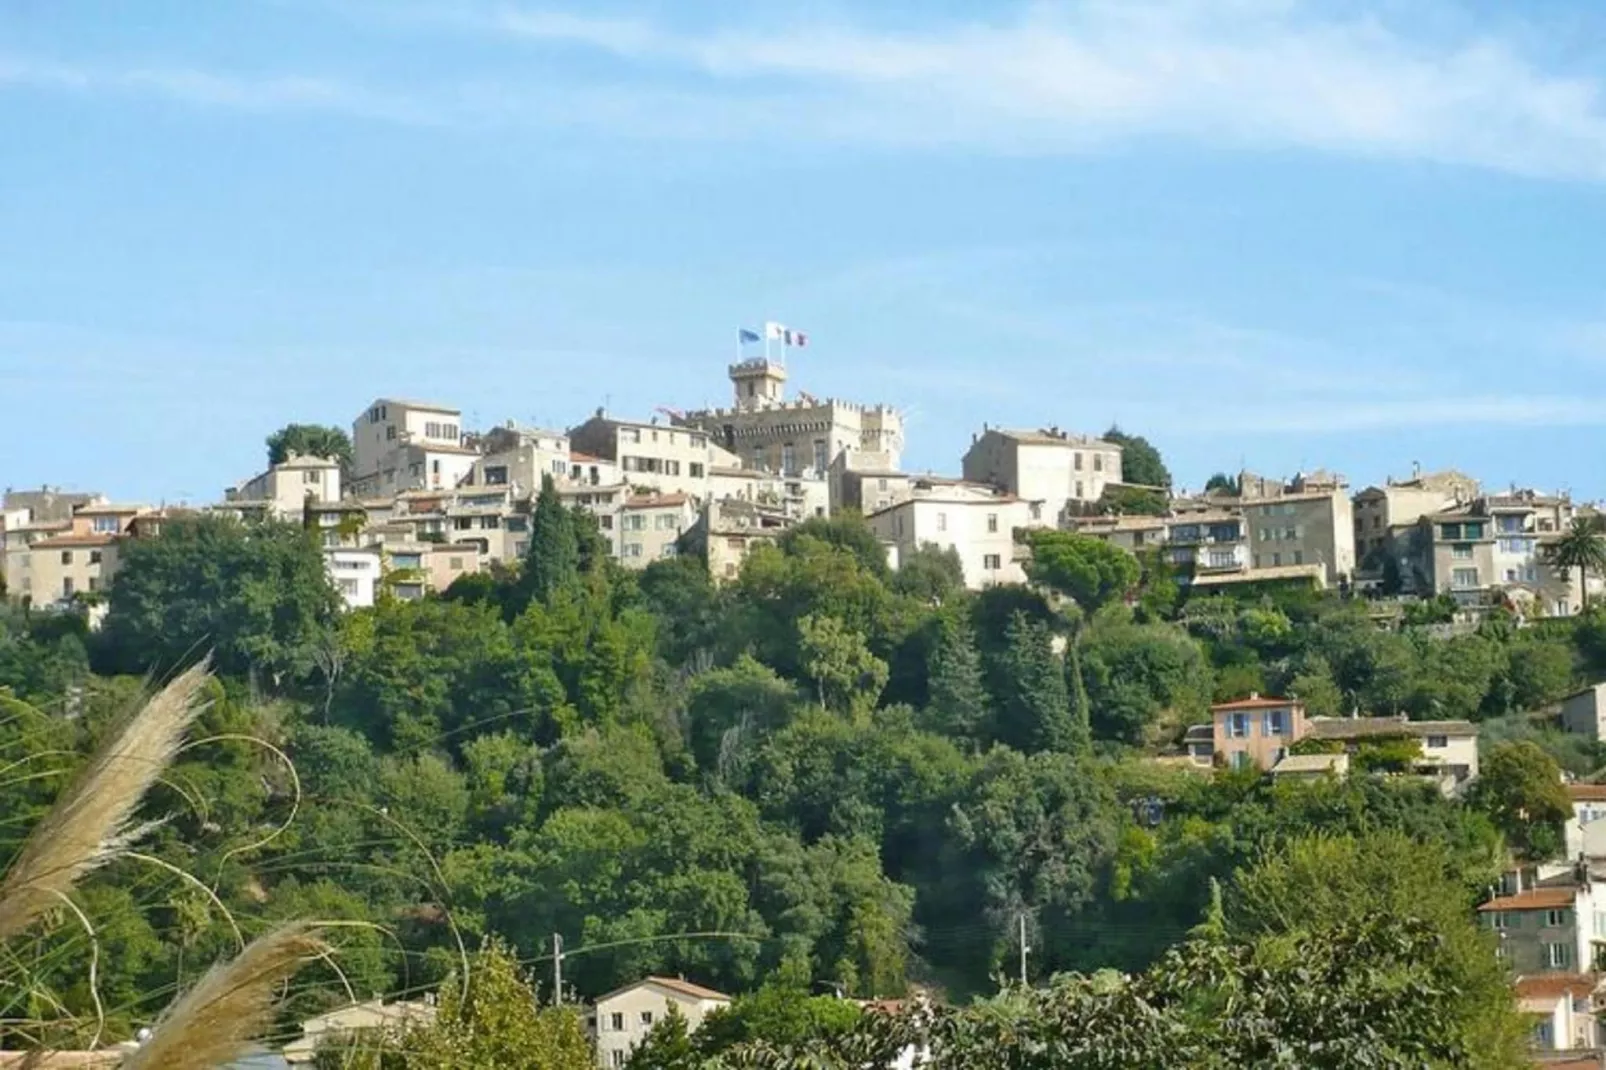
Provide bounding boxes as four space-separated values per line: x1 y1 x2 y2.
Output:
1306 716 1476 741
1514 973 1598 1001
1478 887 1579 912
1570 784 1606 803
1212 696 1297 711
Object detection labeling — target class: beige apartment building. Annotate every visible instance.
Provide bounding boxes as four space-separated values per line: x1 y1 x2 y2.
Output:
16 503 149 607
1415 491 1579 615
350 398 477 496
459 423 574 498
866 478 1032 589
679 358 904 483
1351 469 1478 581
617 493 695 568
1068 514 1167 553
588 977 731 1068
684 497 798 582
224 453 342 519
961 426 1123 528
1236 472 1356 588
568 411 727 501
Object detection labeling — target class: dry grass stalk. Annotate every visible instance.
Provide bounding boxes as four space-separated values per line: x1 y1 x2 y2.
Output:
119 922 327 1070
0 663 211 941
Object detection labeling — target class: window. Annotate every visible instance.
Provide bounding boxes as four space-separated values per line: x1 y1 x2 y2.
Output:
877 478 889 491
1074 453 1084 471
1534 1021 1555 1049
984 553 1002 571
87 577 98 593
599 516 614 531
338 578 359 597
690 462 705 479
936 512 948 533
1489 911 1508 931
625 514 646 532
61 577 74 598
1230 751 1253 771
625 543 643 559
1075 481 1084 498
1546 908 1571 927
641 1011 654 1026
449 557 464 570
1546 942 1573 968
1498 515 1525 533
89 550 102 564
484 466 508 485
1258 528 1271 541
60 550 72 565
1093 454 1104 472
1452 543 1473 559
303 469 322 485
1208 549 1235 569
1465 522 1485 539
987 513 999 534
611 1052 626 1068
813 440 828 473
1229 712 1250 738
1452 567 1479 589
454 517 473 531
1425 735 1447 749
781 444 796 474
656 514 679 531
1030 503 1043 521
1265 710 1287 736
386 425 397 440
622 428 641 444
92 515 119 533
1292 551 1303 566
1271 552 1282 567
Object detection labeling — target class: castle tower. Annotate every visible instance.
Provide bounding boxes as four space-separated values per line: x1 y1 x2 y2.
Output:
729 358 787 412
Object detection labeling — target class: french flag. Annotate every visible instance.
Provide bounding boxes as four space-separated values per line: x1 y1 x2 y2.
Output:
765 322 809 347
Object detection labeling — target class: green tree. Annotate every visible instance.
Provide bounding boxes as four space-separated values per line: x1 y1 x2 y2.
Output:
266 422 353 468
1470 741 1572 861
384 940 589 1069
1228 833 1528 1067
1503 638 1575 711
994 612 1079 754
1023 531 1140 612
923 616 990 744
778 514 892 581
1096 485 1168 516
521 474 580 607
889 543 966 603
625 1005 699 1069
99 514 340 682
1545 515 1606 611
1103 426 1171 488
1203 472 1240 496
798 614 889 716
1081 615 1213 746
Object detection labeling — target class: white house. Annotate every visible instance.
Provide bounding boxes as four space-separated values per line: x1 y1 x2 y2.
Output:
866 478 1031 590
324 548 381 610
586 977 731 1068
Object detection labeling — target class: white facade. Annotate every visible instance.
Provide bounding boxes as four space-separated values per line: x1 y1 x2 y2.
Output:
587 978 730 1068
225 454 342 519
352 398 463 478
961 427 1123 527
867 482 1031 589
325 548 381 610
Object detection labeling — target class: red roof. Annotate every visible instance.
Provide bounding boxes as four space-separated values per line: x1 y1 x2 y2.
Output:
1212 695 1298 711
570 452 606 464
1478 887 1579 912
1514 973 1597 1000
624 493 689 509
1570 784 1606 802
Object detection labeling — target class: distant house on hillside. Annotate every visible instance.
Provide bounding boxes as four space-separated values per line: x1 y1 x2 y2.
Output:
586 976 731 1068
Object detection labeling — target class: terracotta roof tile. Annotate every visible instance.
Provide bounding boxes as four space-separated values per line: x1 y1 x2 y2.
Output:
644 976 731 1002
31 534 120 549
1514 973 1598 1001
1570 784 1606 803
1478 887 1579 912
1211 696 1297 711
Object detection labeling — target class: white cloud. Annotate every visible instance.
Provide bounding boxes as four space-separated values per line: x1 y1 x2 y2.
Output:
6 2 1606 179
0 55 438 125
489 1 1606 179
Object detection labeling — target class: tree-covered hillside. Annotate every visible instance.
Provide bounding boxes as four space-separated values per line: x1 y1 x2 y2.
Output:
0 506 1598 1046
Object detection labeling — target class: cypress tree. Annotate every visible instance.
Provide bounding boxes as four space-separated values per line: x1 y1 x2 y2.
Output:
926 617 991 745
522 474 579 606
997 612 1075 754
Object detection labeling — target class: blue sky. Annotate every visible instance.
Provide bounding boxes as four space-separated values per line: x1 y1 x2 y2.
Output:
4 0 1606 503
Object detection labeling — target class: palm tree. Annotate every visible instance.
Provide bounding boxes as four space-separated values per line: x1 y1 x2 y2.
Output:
1545 516 1606 612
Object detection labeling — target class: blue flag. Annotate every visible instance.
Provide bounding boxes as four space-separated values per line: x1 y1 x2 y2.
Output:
738 328 761 344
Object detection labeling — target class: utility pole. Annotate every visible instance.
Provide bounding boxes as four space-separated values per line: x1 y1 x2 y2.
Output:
552 933 563 1005
1018 914 1030 986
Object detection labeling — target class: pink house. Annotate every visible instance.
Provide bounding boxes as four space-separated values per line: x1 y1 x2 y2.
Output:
1210 694 1307 771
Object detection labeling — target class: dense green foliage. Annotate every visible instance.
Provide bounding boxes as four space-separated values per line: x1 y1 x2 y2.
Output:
5 503 1603 1054
1102 426 1171 489
267 423 354 469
